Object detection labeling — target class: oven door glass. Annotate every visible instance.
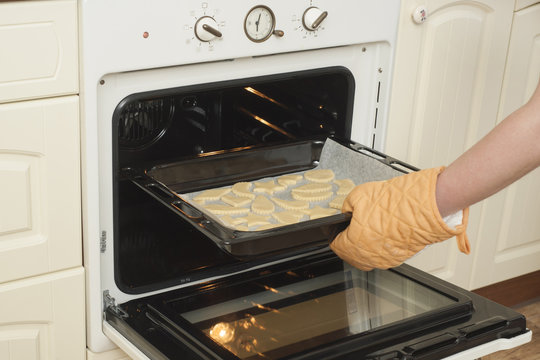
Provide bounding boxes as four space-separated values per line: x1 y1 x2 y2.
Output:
169 260 465 359
105 252 532 359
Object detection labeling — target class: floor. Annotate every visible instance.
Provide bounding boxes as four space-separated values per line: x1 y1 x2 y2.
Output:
483 297 539 359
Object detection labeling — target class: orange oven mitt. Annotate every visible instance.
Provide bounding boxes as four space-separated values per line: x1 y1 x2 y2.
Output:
330 167 470 271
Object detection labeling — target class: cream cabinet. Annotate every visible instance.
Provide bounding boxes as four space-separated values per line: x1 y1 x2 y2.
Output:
0 0 85 359
0 268 85 360
0 96 81 284
385 0 515 288
469 2 540 289
0 0 78 103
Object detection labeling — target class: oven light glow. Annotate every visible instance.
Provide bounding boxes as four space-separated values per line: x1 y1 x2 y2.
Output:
142 31 149 38
209 322 235 343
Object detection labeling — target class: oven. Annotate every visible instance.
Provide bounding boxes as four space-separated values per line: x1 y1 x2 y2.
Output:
79 1 531 359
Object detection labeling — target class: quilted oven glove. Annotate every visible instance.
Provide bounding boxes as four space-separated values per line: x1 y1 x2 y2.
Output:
330 166 471 271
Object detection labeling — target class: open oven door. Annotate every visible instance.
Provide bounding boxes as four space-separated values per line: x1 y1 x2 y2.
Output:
103 251 531 360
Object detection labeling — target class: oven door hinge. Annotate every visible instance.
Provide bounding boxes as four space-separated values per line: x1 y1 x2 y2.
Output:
103 290 129 319
100 230 107 253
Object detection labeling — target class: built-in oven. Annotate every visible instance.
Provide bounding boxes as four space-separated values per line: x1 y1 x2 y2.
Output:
79 1 531 359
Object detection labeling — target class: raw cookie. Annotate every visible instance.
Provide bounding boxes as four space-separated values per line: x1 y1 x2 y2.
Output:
272 210 304 224
292 191 333 202
329 195 346 210
194 187 231 202
232 182 256 199
221 194 252 207
277 174 303 187
302 206 339 219
203 203 249 215
220 215 248 227
291 183 332 194
252 195 275 214
334 178 356 195
256 223 281 231
253 180 286 194
271 197 309 210
304 169 335 183
237 213 271 227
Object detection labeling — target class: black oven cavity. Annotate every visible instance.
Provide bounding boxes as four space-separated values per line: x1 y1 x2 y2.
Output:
111 67 355 294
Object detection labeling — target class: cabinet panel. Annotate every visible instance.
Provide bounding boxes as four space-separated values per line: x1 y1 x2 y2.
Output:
386 0 514 288
470 4 540 288
0 96 81 284
0 0 78 103
0 268 85 360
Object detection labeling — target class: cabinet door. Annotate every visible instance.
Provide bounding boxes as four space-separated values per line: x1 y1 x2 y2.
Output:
0 0 78 103
385 0 514 288
0 96 81 284
0 267 85 360
470 4 540 289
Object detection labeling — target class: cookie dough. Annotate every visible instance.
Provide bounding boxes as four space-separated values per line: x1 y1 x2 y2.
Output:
194 187 231 202
270 197 309 210
203 203 250 215
329 195 346 210
334 178 355 195
304 169 335 183
221 194 252 207
220 215 248 227
292 191 333 202
277 174 303 187
291 183 332 194
232 182 255 199
253 180 286 194
272 210 304 224
302 206 338 219
251 195 275 214
237 213 271 227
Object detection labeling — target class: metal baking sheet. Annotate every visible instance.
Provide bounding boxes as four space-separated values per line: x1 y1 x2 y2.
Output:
130 137 416 257
180 138 403 231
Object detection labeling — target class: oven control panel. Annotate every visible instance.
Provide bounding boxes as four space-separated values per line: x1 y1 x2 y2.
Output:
81 0 400 78
185 1 332 49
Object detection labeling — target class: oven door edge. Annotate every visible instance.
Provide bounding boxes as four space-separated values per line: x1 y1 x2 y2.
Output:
441 330 531 360
103 321 154 360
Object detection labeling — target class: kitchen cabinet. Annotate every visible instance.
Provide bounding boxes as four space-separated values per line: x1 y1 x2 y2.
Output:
385 0 515 289
0 0 78 103
0 267 85 360
0 96 81 283
0 0 85 359
469 2 540 289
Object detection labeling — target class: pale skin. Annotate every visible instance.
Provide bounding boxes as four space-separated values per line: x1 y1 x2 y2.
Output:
436 80 540 218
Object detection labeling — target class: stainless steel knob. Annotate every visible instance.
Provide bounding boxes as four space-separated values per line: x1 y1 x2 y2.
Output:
302 7 328 31
194 16 222 42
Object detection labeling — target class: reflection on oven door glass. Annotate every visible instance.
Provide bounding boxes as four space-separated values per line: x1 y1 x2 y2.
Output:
179 264 455 359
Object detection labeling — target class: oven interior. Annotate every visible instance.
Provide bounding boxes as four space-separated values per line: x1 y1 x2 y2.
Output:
113 68 355 294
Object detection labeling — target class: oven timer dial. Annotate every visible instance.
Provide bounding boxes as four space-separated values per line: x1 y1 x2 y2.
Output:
194 16 222 42
302 7 328 31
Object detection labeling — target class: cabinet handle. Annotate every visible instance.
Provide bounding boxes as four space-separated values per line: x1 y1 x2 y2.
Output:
412 6 428 24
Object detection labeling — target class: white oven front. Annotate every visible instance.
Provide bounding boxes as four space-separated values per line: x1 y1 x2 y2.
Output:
79 1 531 359
80 0 400 353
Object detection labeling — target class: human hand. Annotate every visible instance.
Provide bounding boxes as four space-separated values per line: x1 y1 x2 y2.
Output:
330 167 470 271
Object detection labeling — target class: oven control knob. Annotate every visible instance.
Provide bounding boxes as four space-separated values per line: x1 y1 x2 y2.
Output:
194 16 222 42
302 7 328 31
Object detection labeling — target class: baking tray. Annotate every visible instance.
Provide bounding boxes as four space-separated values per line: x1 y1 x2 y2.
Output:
125 137 418 258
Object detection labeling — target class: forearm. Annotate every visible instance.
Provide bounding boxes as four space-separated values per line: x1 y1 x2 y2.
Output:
436 81 540 218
